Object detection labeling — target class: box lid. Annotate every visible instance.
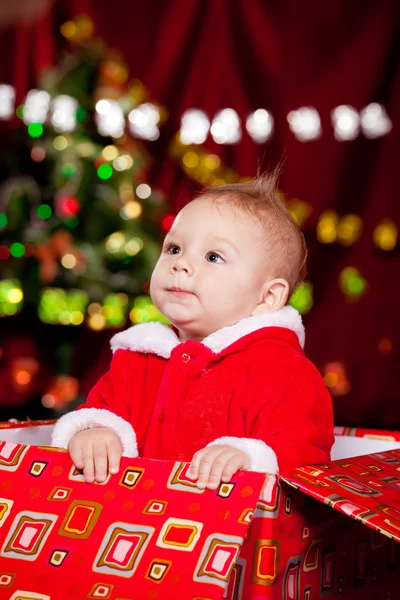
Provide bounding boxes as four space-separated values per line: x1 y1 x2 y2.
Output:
334 425 400 442
0 419 55 430
283 449 400 542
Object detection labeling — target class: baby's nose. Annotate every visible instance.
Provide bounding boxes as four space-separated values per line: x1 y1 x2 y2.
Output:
171 257 192 274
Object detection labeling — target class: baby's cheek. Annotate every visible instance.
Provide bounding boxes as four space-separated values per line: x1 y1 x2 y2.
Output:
149 269 162 299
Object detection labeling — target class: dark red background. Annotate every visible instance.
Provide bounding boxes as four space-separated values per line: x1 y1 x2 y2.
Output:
0 0 399 428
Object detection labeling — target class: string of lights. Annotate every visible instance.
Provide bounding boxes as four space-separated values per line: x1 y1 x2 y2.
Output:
0 84 392 143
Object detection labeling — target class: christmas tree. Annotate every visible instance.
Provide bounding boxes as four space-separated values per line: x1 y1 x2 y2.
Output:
0 17 168 417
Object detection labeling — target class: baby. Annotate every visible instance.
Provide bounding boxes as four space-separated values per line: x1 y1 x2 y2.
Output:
52 170 334 489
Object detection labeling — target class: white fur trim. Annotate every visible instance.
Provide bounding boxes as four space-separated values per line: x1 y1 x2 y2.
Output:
111 321 179 359
51 408 138 457
110 306 304 358
207 436 279 474
203 306 304 354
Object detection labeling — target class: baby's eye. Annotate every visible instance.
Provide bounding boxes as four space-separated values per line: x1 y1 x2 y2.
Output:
165 244 180 255
206 252 224 264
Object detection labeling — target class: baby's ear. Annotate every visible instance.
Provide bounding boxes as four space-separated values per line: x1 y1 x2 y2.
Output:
251 303 270 316
252 278 290 315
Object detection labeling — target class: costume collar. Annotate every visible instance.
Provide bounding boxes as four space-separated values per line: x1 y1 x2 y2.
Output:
110 306 304 359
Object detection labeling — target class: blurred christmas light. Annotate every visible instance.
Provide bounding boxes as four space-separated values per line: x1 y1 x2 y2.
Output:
61 16 94 41
113 154 133 171
317 211 339 243
88 302 102 316
8 287 23 303
0 84 15 119
338 214 363 246
88 313 106 330
97 164 113 180
41 375 79 410
287 107 321 141
15 369 32 385
0 304 17 316
211 109 241 144
203 154 220 170
53 135 68 151
246 109 274 143
61 162 76 177
51 95 78 132
71 311 84 325
102 58 129 85
27 123 43 138
60 20 77 39
289 282 313 314
1 85 393 145
23 90 50 124
128 103 160 140
38 288 89 325
10 358 39 389
57 196 80 218
37 204 52 219
339 267 367 300
10 243 25 258
180 109 210 144
102 293 129 327
61 254 77 269
161 214 175 233
106 232 126 253
120 201 142 220
0 246 10 260
360 103 392 138
125 237 143 256
331 105 360 141
95 99 125 138
323 361 350 396
129 295 169 324
136 183 151 199
0 280 23 316
287 199 312 228
66 217 80 230
183 151 199 168
76 142 95 157
378 337 393 354
102 145 119 161
31 146 46 162
373 219 398 251
59 311 72 325
42 394 56 408
119 183 134 202
0 213 8 228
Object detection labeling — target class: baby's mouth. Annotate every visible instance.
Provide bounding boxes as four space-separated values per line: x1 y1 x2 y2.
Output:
167 287 195 296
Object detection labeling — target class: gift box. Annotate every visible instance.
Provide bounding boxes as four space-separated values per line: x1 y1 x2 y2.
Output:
0 421 400 600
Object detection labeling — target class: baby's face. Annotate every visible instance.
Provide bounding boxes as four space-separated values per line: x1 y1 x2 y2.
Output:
150 196 271 341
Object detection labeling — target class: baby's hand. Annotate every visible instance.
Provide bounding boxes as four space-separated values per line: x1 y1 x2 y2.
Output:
68 427 122 483
188 445 250 490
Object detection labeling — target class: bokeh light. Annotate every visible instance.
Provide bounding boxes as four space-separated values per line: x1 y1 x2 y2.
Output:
289 282 313 315
373 220 398 251
323 361 351 396
339 267 367 300
287 107 322 141
317 211 339 243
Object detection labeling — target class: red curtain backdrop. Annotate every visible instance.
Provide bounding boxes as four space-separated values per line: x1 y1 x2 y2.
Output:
0 0 399 428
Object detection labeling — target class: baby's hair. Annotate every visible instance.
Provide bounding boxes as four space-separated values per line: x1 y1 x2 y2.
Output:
198 168 307 294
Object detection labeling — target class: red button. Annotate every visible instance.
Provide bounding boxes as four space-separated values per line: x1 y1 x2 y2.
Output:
181 353 191 363
158 410 165 424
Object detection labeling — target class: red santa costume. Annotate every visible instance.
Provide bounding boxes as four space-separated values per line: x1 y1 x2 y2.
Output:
52 306 334 476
